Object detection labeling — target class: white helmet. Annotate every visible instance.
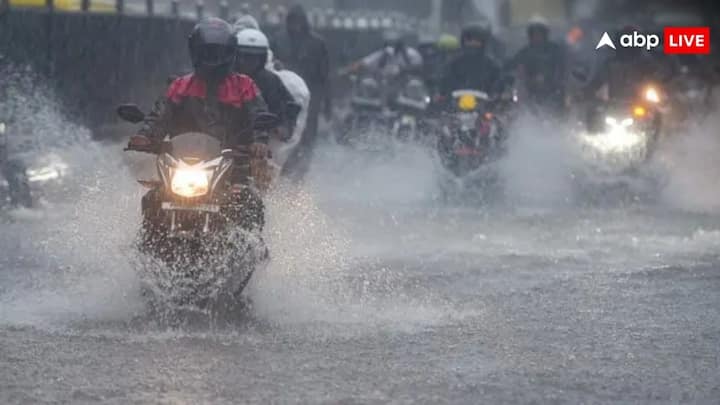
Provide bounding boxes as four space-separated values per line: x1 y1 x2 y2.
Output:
232 14 260 32
236 28 269 54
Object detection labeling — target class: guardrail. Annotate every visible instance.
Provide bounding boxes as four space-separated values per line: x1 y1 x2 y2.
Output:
4 0 421 32
0 4 404 139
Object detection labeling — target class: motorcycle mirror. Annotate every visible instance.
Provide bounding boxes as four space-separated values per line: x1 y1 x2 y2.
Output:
117 104 145 124
253 112 280 131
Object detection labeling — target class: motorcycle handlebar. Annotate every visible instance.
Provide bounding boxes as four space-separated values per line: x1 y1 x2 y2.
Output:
124 145 155 153
124 142 166 154
125 143 270 159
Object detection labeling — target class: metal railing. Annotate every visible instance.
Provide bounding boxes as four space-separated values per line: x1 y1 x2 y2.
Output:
5 0 421 32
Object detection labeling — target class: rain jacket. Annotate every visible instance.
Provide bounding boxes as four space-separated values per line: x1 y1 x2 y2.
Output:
360 46 424 80
138 73 268 147
272 5 329 93
440 49 502 96
247 68 297 131
267 49 310 170
506 41 566 103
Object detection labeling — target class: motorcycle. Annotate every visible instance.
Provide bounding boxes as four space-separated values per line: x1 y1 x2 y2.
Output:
571 84 667 199
579 83 663 171
389 78 431 142
434 89 507 200
118 104 277 309
336 76 390 148
437 89 505 178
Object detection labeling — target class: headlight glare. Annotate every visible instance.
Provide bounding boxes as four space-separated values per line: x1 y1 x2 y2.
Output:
645 87 660 103
171 168 210 197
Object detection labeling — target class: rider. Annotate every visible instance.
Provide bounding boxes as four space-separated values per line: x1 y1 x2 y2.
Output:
505 15 566 115
583 25 673 132
417 33 459 95
235 28 299 142
439 23 502 100
127 18 270 227
345 30 424 82
586 25 671 102
231 14 310 175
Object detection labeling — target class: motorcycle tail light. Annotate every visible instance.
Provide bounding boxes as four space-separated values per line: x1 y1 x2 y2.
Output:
477 120 491 136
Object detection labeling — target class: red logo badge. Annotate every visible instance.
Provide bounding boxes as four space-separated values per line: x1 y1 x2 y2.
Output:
663 27 710 54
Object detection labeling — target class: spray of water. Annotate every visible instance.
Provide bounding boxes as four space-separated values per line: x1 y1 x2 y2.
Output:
305 140 441 207
659 113 720 213
497 113 578 210
249 150 463 333
0 65 143 327
0 68 459 333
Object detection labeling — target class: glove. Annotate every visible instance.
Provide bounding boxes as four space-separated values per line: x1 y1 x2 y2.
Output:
272 126 293 142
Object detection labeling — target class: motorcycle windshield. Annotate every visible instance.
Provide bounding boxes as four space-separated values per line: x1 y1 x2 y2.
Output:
452 89 490 112
169 133 222 161
451 89 489 100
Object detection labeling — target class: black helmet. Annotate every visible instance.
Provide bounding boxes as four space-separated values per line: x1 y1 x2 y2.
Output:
383 30 406 52
527 15 549 40
460 24 489 48
188 17 236 80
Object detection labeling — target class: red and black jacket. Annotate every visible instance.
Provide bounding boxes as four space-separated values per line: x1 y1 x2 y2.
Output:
139 73 268 147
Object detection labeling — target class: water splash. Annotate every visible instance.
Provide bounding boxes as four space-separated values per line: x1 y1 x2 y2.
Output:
0 66 143 327
305 140 441 208
659 114 720 213
497 113 578 210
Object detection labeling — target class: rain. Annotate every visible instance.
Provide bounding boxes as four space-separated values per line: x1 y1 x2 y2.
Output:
1 0 720 403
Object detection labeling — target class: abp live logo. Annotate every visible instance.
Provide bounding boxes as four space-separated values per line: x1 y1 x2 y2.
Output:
596 27 710 54
664 27 710 54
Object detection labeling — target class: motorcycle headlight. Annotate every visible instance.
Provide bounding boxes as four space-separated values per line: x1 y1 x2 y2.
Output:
457 94 477 111
171 168 211 197
27 166 60 183
605 116 635 129
26 160 69 183
582 119 644 153
644 86 660 103
605 116 634 128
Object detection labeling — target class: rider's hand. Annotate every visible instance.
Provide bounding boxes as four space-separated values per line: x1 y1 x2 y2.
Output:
128 135 151 148
249 142 270 159
272 127 293 142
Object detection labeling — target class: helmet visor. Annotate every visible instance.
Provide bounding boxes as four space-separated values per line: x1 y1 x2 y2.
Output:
197 44 234 67
236 52 266 74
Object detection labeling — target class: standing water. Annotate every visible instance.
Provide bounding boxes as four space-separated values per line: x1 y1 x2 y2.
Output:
1 75 720 403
